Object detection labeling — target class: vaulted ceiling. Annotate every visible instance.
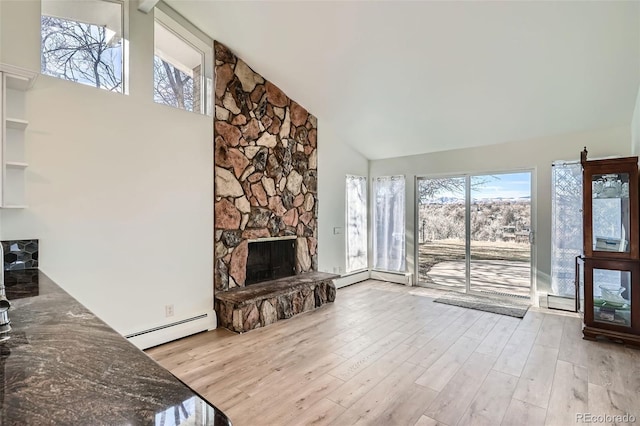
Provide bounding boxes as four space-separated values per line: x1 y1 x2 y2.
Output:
165 1 640 160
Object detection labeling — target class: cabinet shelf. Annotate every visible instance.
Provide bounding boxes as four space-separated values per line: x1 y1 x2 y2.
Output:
5 74 31 91
6 161 28 169
593 195 629 200
1 64 36 91
1 205 28 209
5 117 28 130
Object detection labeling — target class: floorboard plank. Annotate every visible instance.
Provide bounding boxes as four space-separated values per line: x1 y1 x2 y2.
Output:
587 383 636 423
501 399 547 426
424 352 497 426
328 343 419 409
413 415 448 426
512 344 559 409
328 330 411 381
545 360 588 426
414 335 480 391
558 316 589 368
475 315 519 358
330 361 434 425
493 328 537 377
288 398 345 426
534 314 565 349
457 370 518 426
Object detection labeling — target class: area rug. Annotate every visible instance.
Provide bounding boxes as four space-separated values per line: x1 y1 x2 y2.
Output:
434 293 530 318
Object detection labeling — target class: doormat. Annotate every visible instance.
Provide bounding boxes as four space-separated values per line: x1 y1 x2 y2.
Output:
434 293 530 318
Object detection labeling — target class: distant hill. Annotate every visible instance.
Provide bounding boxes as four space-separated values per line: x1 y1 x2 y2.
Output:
423 196 531 205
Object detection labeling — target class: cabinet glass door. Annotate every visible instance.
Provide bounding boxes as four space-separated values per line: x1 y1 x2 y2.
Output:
592 268 631 327
591 173 630 254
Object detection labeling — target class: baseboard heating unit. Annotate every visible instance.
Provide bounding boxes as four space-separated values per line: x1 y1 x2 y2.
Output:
547 295 577 312
125 313 212 350
334 271 370 288
370 270 414 286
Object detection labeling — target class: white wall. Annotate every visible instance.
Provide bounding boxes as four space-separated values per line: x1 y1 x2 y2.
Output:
317 122 369 276
369 126 631 295
0 0 216 341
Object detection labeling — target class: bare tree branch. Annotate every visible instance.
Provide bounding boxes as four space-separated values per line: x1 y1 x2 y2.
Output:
154 56 194 111
41 16 122 92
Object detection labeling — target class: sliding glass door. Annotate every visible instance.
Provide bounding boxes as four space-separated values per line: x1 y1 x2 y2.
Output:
469 173 531 298
416 171 533 299
417 177 466 291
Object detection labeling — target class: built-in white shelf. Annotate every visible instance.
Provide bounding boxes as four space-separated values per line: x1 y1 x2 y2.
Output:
5 74 31 91
1 63 37 209
6 161 28 169
5 117 28 130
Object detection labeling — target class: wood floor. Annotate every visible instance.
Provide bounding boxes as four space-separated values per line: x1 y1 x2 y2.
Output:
146 280 640 426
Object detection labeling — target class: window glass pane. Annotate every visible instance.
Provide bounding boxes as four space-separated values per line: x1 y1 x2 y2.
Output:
592 173 630 253
373 176 406 272
593 268 631 327
41 0 123 92
346 175 367 273
154 20 202 112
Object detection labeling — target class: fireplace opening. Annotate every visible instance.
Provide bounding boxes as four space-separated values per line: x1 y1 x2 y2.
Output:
246 239 296 285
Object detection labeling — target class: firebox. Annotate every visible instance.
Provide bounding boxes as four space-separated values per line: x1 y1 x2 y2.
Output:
245 238 296 285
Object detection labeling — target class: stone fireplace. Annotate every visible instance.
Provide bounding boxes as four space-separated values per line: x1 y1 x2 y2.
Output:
213 41 318 292
213 41 335 333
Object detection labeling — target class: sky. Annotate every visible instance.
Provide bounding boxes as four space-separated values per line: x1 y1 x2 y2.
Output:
472 172 532 200
421 172 532 201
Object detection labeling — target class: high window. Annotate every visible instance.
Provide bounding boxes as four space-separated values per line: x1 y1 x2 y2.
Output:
346 175 368 273
154 7 212 114
372 176 406 272
41 0 125 93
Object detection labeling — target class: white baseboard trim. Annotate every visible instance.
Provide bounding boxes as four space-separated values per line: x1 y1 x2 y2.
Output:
126 311 216 350
370 270 413 286
335 271 370 289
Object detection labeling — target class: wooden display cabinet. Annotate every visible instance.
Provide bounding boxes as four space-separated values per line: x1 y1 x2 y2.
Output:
580 148 640 345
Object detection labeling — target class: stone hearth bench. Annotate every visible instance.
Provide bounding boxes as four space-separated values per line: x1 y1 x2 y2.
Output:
215 271 339 333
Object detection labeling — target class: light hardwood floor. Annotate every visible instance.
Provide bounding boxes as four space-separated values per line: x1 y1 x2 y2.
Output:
146 280 640 426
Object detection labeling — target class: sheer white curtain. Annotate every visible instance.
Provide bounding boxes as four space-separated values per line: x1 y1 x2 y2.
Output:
373 175 406 272
346 175 368 273
551 162 583 297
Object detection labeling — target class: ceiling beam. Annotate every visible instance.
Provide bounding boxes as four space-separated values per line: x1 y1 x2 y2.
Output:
138 0 160 14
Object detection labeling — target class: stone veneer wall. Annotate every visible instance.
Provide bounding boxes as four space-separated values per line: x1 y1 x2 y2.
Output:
214 42 318 292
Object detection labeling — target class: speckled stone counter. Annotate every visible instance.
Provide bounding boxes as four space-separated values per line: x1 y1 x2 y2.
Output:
1 270 230 425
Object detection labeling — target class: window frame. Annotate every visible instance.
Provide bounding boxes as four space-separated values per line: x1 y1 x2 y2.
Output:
40 0 128 94
154 4 213 115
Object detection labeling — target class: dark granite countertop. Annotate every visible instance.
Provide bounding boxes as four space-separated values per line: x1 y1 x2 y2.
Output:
1 270 230 425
